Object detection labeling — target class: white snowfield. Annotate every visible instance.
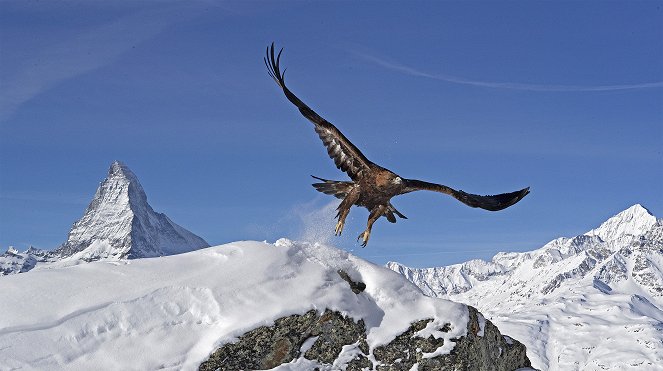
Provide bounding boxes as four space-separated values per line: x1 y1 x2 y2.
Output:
0 239 469 371
388 204 663 371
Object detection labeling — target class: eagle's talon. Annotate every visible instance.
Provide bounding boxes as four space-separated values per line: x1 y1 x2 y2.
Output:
335 220 345 236
357 230 370 247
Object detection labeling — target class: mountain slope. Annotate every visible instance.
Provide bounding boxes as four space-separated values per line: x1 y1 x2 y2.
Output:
388 204 663 370
0 239 531 371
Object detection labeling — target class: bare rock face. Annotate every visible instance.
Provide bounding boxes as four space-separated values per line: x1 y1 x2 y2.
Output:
199 273 531 371
199 310 369 371
435 306 531 371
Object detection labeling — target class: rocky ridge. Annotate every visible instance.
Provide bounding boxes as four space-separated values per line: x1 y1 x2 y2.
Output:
200 271 531 371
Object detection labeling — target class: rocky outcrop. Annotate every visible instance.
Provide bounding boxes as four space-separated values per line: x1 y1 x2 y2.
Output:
200 273 531 371
199 310 369 371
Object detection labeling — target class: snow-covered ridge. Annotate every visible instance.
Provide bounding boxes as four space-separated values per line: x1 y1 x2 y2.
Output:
0 240 528 370
387 204 662 298
585 204 657 243
387 204 663 370
0 161 209 275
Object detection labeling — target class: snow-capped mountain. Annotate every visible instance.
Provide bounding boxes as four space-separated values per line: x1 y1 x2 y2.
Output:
0 246 64 276
388 204 663 370
55 161 209 261
0 247 37 275
0 161 209 275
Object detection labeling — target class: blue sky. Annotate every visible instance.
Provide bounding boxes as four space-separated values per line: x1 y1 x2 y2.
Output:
1 1 662 268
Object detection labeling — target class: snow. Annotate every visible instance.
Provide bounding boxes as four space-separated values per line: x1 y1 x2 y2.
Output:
585 204 657 242
476 312 486 337
0 239 469 371
388 205 663 370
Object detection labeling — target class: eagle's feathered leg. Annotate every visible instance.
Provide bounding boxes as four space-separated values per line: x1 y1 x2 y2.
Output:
335 188 360 236
358 205 387 247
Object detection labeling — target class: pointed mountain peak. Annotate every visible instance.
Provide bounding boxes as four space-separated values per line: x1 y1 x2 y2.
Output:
108 160 140 183
109 160 130 176
585 204 657 242
56 161 209 260
619 204 653 218
102 161 146 203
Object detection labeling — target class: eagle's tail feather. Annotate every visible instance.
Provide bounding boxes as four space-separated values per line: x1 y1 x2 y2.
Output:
311 176 354 200
385 203 407 223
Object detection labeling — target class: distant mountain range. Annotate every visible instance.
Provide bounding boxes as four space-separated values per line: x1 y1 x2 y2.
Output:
0 161 209 275
388 204 663 370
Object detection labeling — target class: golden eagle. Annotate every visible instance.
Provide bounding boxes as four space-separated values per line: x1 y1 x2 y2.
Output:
265 43 530 246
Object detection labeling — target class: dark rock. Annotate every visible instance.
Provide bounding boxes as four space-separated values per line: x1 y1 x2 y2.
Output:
199 309 367 371
373 318 444 370
303 310 366 364
431 306 532 371
338 269 367 294
199 306 531 371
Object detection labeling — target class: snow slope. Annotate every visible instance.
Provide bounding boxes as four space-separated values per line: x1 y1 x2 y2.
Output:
388 204 663 370
0 239 471 371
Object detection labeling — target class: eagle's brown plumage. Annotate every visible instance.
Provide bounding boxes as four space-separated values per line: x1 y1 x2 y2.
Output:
265 43 530 246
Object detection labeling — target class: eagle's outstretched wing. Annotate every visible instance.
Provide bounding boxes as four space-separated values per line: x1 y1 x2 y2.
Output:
404 179 530 211
265 43 373 181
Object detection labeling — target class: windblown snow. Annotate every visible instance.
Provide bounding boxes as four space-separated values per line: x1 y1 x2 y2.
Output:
0 239 469 371
388 204 663 370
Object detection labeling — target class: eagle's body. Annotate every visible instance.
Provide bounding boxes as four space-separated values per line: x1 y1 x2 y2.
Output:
265 44 530 246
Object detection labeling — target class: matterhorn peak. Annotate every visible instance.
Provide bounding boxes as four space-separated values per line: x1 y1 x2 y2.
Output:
104 160 146 201
56 161 209 260
109 160 134 178
584 204 657 242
